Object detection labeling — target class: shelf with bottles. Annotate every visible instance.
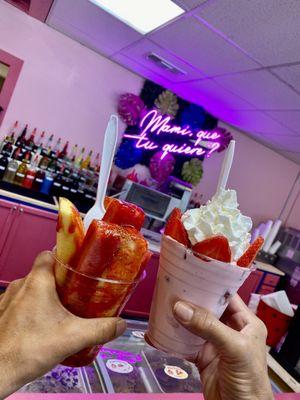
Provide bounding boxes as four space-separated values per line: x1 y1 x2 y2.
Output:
0 121 100 209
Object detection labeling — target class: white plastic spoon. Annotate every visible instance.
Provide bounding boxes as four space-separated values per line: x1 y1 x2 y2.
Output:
216 140 235 193
83 115 118 231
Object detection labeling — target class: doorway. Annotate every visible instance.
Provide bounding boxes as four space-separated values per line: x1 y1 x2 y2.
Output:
0 49 23 126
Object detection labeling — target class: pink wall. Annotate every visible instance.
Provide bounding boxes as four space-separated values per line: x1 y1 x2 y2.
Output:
286 190 300 230
197 123 300 228
1 1 300 230
0 0 143 151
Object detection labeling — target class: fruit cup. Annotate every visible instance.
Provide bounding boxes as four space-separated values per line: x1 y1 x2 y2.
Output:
54 254 145 367
146 235 253 360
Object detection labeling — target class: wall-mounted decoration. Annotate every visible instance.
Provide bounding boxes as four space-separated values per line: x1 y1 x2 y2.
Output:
116 80 233 188
154 90 179 117
181 158 203 186
117 93 145 126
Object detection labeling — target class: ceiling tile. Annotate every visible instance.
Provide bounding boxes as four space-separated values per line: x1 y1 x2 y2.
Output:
149 16 259 76
194 0 300 66
47 0 141 57
266 111 300 134
278 150 300 164
215 70 300 110
118 38 205 82
215 110 297 136
172 0 208 11
173 78 255 111
271 64 300 93
267 134 300 152
112 53 173 88
238 131 285 152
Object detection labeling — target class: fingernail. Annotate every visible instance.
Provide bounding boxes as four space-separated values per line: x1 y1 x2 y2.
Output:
174 302 194 322
116 319 127 337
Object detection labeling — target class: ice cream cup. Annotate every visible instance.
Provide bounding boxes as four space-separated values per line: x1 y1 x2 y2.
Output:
53 253 145 367
146 235 253 360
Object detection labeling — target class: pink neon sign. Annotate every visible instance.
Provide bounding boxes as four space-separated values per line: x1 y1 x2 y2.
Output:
124 109 221 159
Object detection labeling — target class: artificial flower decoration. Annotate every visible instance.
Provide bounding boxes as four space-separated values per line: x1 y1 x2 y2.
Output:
180 104 206 130
214 127 234 152
140 80 164 109
154 90 179 117
118 93 145 126
127 164 154 187
181 158 203 186
126 170 139 183
149 151 175 185
114 139 143 169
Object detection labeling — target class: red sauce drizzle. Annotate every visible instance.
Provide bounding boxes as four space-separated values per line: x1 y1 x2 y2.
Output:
56 214 63 232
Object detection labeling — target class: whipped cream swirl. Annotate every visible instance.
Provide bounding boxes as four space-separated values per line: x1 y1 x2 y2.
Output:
182 189 252 261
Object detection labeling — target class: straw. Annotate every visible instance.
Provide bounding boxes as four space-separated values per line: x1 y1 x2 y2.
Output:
216 140 235 193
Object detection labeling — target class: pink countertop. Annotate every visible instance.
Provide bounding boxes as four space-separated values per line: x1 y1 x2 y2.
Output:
7 394 300 399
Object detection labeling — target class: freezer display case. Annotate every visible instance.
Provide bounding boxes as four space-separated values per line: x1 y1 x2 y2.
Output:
17 320 202 394
95 319 202 393
17 364 95 393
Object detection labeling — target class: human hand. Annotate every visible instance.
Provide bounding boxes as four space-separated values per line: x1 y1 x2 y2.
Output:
0 252 126 398
174 295 273 400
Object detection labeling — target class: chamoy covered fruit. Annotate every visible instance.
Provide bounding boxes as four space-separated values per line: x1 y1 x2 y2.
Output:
164 208 190 247
74 220 148 282
237 236 264 268
55 197 150 367
56 197 84 267
192 236 231 263
103 198 145 231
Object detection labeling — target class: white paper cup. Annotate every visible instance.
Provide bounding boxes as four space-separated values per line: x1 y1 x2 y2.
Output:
146 235 253 359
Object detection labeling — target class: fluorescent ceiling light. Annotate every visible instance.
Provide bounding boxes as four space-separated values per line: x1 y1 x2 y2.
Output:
89 0 184 34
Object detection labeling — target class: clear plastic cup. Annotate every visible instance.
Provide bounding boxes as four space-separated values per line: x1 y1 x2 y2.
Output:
53 254 145 367
146 235 253 360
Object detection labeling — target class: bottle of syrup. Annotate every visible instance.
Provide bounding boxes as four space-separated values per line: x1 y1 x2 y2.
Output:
0 155 9 180
14 151 31 186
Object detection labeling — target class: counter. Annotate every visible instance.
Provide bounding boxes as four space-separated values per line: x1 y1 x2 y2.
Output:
7 394 300 399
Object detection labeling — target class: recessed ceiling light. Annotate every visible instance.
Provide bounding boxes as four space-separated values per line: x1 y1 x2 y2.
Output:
89 0 184 34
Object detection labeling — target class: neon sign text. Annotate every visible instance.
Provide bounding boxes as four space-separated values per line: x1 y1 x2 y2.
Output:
124 109 221 159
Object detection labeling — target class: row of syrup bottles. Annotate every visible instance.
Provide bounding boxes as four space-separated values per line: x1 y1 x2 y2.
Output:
0 121 100 197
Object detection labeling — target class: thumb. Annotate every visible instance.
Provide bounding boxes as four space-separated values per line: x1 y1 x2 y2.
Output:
173 301 238 353
70 317 127 349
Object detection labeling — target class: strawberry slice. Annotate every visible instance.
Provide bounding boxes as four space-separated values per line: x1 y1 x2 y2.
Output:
103 198 145 231
164 208 189 247
192 235 231 263
237 236 264 268
104 196 115 210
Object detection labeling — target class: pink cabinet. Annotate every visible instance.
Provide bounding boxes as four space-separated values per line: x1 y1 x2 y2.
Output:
238 270 264 304
0 199 57 283
0 198 17 257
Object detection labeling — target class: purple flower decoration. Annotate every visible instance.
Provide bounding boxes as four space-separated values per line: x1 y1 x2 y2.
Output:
118 93 146 126
150 151 175 185
214 127 234 152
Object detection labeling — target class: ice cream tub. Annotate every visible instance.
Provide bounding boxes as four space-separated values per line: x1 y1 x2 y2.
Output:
146 235 253 360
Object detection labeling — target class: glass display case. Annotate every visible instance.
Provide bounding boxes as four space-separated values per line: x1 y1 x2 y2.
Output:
17 320 202 394
18 364 94 393
94 319 202 393
15 319 286 394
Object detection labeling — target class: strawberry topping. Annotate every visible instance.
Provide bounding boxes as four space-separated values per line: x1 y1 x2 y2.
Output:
237 236 264 268
164 208 190 247
192 235 231 263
